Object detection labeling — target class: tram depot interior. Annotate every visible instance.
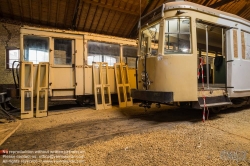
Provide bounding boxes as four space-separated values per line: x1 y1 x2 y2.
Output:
0 0 250 164
0 0 250 116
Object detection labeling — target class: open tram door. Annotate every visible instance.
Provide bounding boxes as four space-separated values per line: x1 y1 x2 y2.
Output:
195 20 231 109
49 38 75 100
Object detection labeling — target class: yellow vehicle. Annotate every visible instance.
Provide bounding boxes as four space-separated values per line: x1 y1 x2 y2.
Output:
11 26 137 118
132 0 250 111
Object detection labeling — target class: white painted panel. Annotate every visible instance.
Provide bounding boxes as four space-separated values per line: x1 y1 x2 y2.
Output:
75 39 84 95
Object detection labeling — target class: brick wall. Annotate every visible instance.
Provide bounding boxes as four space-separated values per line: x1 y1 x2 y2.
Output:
0 20 20 92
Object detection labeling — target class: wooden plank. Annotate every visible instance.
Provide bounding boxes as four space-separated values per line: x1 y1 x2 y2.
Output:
241 31 246 59
20 62 34 119
233 29 238 58
36 62 49 118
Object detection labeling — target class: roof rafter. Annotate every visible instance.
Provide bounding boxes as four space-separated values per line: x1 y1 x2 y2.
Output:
100 0 115 34
39 0 42 24
94 1 106 33
83 3 91 31
55 0 59 26
106 1 123 35
18 0 23 21
47 0 51 25
88 5 98 32
113 0 130 35
209 0 234 8
7 0 14 19
83 0 138 16
71 0 81 29
237 2 250 16
29 0 33 22
76 0 85 29
63 0 70 28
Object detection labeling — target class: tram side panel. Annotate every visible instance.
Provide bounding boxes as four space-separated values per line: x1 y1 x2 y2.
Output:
226 28 250 98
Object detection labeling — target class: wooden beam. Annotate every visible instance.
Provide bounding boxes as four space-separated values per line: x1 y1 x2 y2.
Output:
88 5 98 32
111 0 129 35
64 0 70 28
29 0 33 22
100 0 115 34
18 0 23 21
117 15 127 37
94 0 107 33
39 0 42 24
83 0 138 16
209 0 234 8
106 0 122 35
76 0 85 29
202 0 211 6
237 3 250 16
55 0 59 26
94 5 104 33
47 0 51 25
83 3 91 31
71 0 81 29
7 0 14 19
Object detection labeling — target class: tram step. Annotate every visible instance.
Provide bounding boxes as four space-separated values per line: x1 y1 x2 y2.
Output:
50 96 76 101
198 96 232 108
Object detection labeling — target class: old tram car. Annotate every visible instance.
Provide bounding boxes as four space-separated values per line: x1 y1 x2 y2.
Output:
132 0 250 111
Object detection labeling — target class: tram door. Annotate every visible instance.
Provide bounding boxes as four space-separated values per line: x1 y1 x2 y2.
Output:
49 38 76 99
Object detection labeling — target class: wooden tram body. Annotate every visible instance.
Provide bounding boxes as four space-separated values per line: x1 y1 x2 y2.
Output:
16 26 137 118
132 0 250 109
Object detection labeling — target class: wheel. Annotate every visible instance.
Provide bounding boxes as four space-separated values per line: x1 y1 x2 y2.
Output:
210 107 221 113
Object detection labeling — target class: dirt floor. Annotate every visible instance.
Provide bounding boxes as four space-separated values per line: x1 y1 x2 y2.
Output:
0 100 250 165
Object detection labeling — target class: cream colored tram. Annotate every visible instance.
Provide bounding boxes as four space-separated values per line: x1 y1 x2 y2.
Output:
18 26 137 118
132 0 250 110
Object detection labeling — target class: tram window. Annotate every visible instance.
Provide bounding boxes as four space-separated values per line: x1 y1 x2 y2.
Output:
123 46 137 68
54 38 73 65
87 41 120 66
165 18 191 54
141 23 160 56
241 31 250 60
24 36 49 64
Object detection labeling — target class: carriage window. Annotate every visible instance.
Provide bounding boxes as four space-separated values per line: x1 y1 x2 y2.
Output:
241 31 250 60
87 41 120 66
141 23 160 56
54 38 73 65
6 48 20 69
123 46 137 68
165 18 191 54
24 36 49 64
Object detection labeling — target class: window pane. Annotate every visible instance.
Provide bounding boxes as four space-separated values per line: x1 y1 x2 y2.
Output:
7 49 20 69
141 23 160 56
54 38 73 65
180 18 190 32
166 19 178 33
24 36 49 64
87 41 120 66
9 50 19 59
165 18 191 54
127 57 136 68
123 46 137 57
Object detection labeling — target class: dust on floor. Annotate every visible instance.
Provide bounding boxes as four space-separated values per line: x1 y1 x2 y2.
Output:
0 102 250 166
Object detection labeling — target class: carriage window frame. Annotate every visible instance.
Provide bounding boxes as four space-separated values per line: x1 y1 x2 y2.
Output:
140 22 160 57
6 48 20 69
241 30 250 60
53 38 74 66
122 45 137 68
164 17 192 54
87 41 120 66
23 35 49 64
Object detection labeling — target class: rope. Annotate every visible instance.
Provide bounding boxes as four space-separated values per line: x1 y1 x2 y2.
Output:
198 57 209 122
